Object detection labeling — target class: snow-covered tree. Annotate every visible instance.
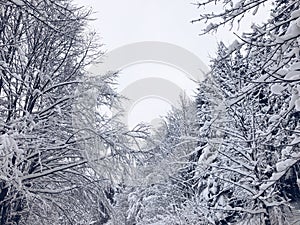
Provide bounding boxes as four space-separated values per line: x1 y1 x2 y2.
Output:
109 96 204 224
0 1 148 224
191 0 300 224
109 1 300 224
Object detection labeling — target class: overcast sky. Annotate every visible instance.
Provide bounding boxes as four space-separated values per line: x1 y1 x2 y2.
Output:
74 0 240 66
74 0 269 128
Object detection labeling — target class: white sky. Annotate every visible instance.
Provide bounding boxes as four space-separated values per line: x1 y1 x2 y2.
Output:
74 0 270 128
75 0 238 66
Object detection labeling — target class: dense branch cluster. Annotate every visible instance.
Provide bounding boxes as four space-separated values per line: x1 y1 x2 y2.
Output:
0 1 148 224
1 0 300 225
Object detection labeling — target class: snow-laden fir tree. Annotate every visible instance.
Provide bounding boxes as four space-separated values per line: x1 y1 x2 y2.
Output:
192 0 300 224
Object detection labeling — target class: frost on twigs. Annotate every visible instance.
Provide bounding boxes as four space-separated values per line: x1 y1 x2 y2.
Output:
188 2 300 222
192 0 270 35
0 0 130 224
